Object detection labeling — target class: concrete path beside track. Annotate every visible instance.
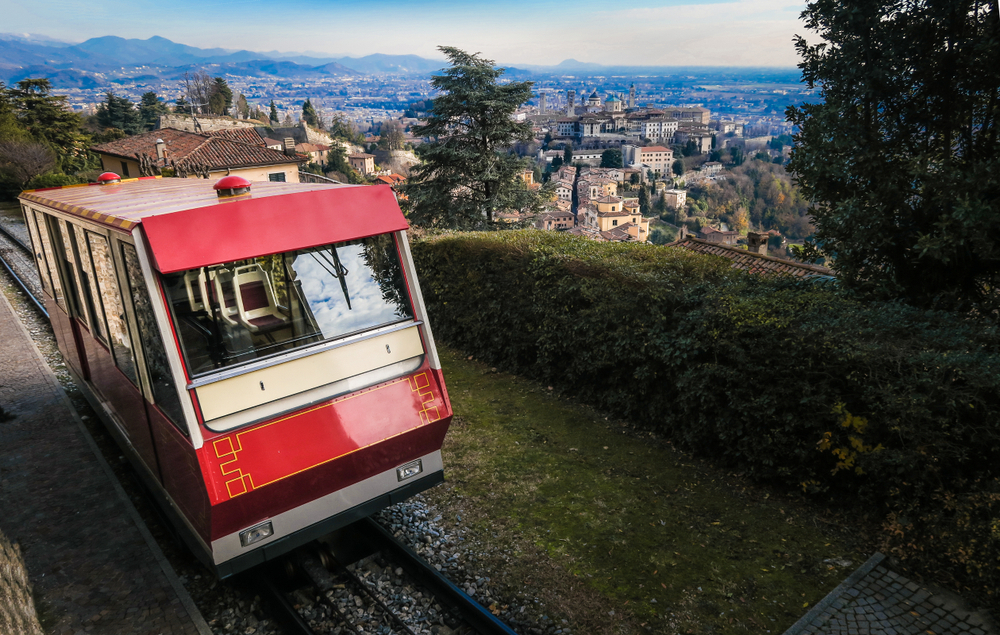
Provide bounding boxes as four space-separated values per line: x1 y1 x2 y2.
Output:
0 289 211 635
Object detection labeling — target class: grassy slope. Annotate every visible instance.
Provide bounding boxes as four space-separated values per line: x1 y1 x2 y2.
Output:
424 344 870 634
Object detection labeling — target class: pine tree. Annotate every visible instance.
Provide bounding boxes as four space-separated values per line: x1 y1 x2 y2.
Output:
403 47 550 228
269 100 278 123
96 92 142 135
208 77 233 115
138 91 168 131
302 99 319 127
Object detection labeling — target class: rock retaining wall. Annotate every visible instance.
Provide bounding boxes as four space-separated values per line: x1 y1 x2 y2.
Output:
0 531 43 635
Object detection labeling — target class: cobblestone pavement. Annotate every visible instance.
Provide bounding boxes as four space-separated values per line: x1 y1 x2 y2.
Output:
784 554 996 635
0 291 210 635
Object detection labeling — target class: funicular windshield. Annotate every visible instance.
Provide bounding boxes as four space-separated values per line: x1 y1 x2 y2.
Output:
161 234 414 378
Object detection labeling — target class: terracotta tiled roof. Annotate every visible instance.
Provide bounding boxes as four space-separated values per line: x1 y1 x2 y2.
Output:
600 225 634 241
670 237 834 278
206 127 265 146
639 146 671 154
375 174 406 185
91 128 304 171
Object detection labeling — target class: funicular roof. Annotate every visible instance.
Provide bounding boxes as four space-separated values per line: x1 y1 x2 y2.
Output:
19 177 409 273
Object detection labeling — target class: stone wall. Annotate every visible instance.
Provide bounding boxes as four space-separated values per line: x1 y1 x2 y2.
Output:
372 149 420 176
157 113 261 133
0 531 43 635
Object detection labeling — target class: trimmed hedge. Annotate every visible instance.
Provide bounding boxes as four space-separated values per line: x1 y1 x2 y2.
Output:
412 230 1000 599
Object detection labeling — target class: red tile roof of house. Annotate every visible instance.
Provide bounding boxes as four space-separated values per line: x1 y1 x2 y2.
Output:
639 146 671 153
375 174 406 185
670 237 834 278
206 127 265 146
91 128 305 171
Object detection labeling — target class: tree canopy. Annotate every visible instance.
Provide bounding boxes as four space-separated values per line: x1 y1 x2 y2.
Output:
402 47 550 228
600 148 622 168
787 0 1000 314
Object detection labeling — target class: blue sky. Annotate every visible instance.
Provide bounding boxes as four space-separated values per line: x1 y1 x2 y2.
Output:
2 0 808 67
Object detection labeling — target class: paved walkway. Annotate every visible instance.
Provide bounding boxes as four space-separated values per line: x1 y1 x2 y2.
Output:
784 554 996 635
0 290 211 635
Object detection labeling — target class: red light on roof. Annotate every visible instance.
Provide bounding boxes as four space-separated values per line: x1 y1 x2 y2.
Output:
214 175 252 198
97 172 122 184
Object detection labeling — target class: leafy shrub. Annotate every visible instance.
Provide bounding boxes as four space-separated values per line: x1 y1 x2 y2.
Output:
26 173 81 190
413 230 1000 599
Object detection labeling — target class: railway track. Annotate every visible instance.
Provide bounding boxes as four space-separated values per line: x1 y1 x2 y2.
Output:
249 517 519 635
0 213 47 317
0 211 524 635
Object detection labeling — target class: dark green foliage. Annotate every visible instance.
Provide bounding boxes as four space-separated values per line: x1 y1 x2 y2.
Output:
563 142 573 166
27 172 81 189
600 148 622 168
208 77 232 116
672 158 684 176
269 100 278 123
138 92 168 131
96 92 141 135
302 99 320 128
787 0 1000 316
413 231 1000 598
403 47 550 228
325 144 365 184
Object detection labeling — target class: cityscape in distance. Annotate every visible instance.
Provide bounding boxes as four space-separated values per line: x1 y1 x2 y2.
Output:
0 33 815 137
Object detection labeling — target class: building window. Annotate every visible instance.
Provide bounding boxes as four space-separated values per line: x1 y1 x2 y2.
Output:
268 172 286 182
120 161 130 178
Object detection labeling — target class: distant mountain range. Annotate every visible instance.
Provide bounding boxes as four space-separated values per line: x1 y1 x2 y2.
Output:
0 34 451 86
0 33 798 89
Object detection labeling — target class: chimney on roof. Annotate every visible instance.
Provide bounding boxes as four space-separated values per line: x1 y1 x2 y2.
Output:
747 231 768 255
283 137 296 156
155 138 165 162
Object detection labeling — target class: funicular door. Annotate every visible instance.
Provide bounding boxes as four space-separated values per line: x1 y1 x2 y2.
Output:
33 213 89 379
81 228 162 480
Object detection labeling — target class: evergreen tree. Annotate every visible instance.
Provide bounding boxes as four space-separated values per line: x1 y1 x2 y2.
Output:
302 99 320 127
269 100 279 123
672 158 684 177
138 91 169 131
326 144 365 184
600 148 622 168
788 0 1000 314
563 142 573 166
235 94 250 119
208 77 233 115
638 185 650 215
403 47 549 228
96 92 142 135
10 79 87 173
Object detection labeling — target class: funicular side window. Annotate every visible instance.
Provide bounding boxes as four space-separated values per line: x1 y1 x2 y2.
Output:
72 225 109 344
34 212 65 310
87 232 139 386
161 234 414 377
24 208 53 297
121 244 185 429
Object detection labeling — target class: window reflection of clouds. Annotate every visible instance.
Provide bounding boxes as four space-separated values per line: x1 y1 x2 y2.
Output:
291 243 410 339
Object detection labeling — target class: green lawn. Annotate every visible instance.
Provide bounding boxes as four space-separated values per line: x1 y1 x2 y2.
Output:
426 344 869 634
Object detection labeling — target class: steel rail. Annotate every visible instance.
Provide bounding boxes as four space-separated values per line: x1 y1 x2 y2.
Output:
0 223 31 256
358 517 520 635
246 569 321 635
0 242 48 318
